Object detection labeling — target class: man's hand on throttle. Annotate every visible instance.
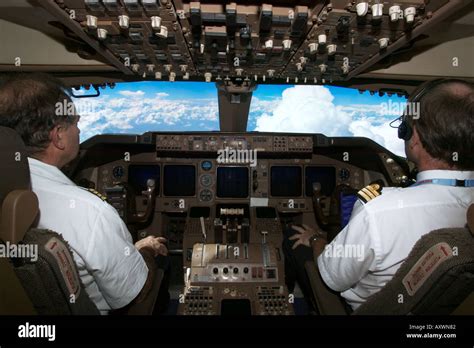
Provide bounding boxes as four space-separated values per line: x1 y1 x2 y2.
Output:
135 236 168 257
289 224 326 250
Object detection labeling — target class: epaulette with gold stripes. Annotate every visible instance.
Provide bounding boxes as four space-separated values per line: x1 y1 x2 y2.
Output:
87 188 108 202
357 182 383 204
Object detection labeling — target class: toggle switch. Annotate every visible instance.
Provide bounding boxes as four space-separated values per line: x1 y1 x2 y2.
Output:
356 2 369 17
282 39 292 51
97 28 108 40
404 7 416 24
86 15 97 30
151 16 162 31
378 37 389 49
389 5 402 22
327 44 337 55
156 25 168 39
265 39 273 50
318 34 327 45
118 15 130 29
371 3 384 20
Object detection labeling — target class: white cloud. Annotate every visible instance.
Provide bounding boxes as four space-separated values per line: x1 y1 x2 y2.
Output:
252 85 405 156
254 85 351 136
119 90 145 97
338 104 386 116
77 92 219 141
348 118 404 155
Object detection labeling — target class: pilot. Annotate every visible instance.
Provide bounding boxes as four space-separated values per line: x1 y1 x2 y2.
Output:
284 78 474 312
0 73 169 315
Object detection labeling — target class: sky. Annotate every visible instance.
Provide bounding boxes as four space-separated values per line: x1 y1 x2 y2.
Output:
73 81 408 156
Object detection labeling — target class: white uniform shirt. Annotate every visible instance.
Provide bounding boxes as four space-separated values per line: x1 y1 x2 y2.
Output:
28 158 148 314
317 170 474 310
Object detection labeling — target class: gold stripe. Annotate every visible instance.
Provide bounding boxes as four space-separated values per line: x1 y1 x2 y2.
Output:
362 188 376 199
367 186 380 197
358 190 370 202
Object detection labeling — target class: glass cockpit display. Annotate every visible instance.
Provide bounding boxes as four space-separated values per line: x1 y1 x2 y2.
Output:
216 167 249 198
163 165 196 196
270 166 302 197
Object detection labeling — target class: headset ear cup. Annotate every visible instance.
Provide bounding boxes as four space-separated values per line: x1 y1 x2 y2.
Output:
398 120 413 141
405 123 413 141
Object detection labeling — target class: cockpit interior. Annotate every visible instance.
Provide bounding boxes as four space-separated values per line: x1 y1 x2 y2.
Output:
68 130 409 314
0 0 473 320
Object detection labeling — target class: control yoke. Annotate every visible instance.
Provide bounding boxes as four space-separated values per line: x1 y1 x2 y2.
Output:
312 182 329 227
128 178 157 224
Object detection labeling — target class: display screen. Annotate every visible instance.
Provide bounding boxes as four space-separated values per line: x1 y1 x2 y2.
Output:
305 166 336 196
128 165 160 195
163 165 196 196
270 166 302 197
216 167 249 198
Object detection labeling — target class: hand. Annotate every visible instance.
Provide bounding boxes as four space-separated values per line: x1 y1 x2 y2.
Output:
289 224 326 250
135 236 168 257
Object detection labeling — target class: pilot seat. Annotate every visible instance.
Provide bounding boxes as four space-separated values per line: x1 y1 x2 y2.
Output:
0 126 100 315
305 204 474 315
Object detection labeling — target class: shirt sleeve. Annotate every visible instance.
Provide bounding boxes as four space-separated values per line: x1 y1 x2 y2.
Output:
84 204 148 309
317 201 379 292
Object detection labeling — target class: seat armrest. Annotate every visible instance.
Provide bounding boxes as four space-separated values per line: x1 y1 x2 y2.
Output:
305 261 348 315
127 269 164 315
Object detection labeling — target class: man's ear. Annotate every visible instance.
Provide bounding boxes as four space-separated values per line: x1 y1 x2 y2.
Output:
409 126 421 149
49 125 66 150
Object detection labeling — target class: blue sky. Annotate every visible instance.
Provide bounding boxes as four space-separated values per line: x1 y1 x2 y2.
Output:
73 81 407 156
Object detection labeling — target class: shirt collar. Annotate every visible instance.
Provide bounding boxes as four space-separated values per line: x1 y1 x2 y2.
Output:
28 157 76 186
416 169 474 182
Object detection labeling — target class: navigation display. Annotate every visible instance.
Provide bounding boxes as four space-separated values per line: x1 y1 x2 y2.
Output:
216 167 249 198
163 165 196 196
270 166 302 197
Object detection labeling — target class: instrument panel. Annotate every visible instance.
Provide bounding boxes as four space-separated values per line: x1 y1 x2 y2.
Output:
73 131 408 315
100 157 364 210
79 132 404 242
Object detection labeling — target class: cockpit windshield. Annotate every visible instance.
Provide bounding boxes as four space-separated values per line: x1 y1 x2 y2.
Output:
74 82 407 156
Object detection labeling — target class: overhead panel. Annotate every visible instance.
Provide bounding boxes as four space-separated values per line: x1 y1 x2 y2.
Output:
45 0 463 84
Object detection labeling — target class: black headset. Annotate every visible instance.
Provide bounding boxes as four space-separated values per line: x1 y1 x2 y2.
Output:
395 78 469 141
